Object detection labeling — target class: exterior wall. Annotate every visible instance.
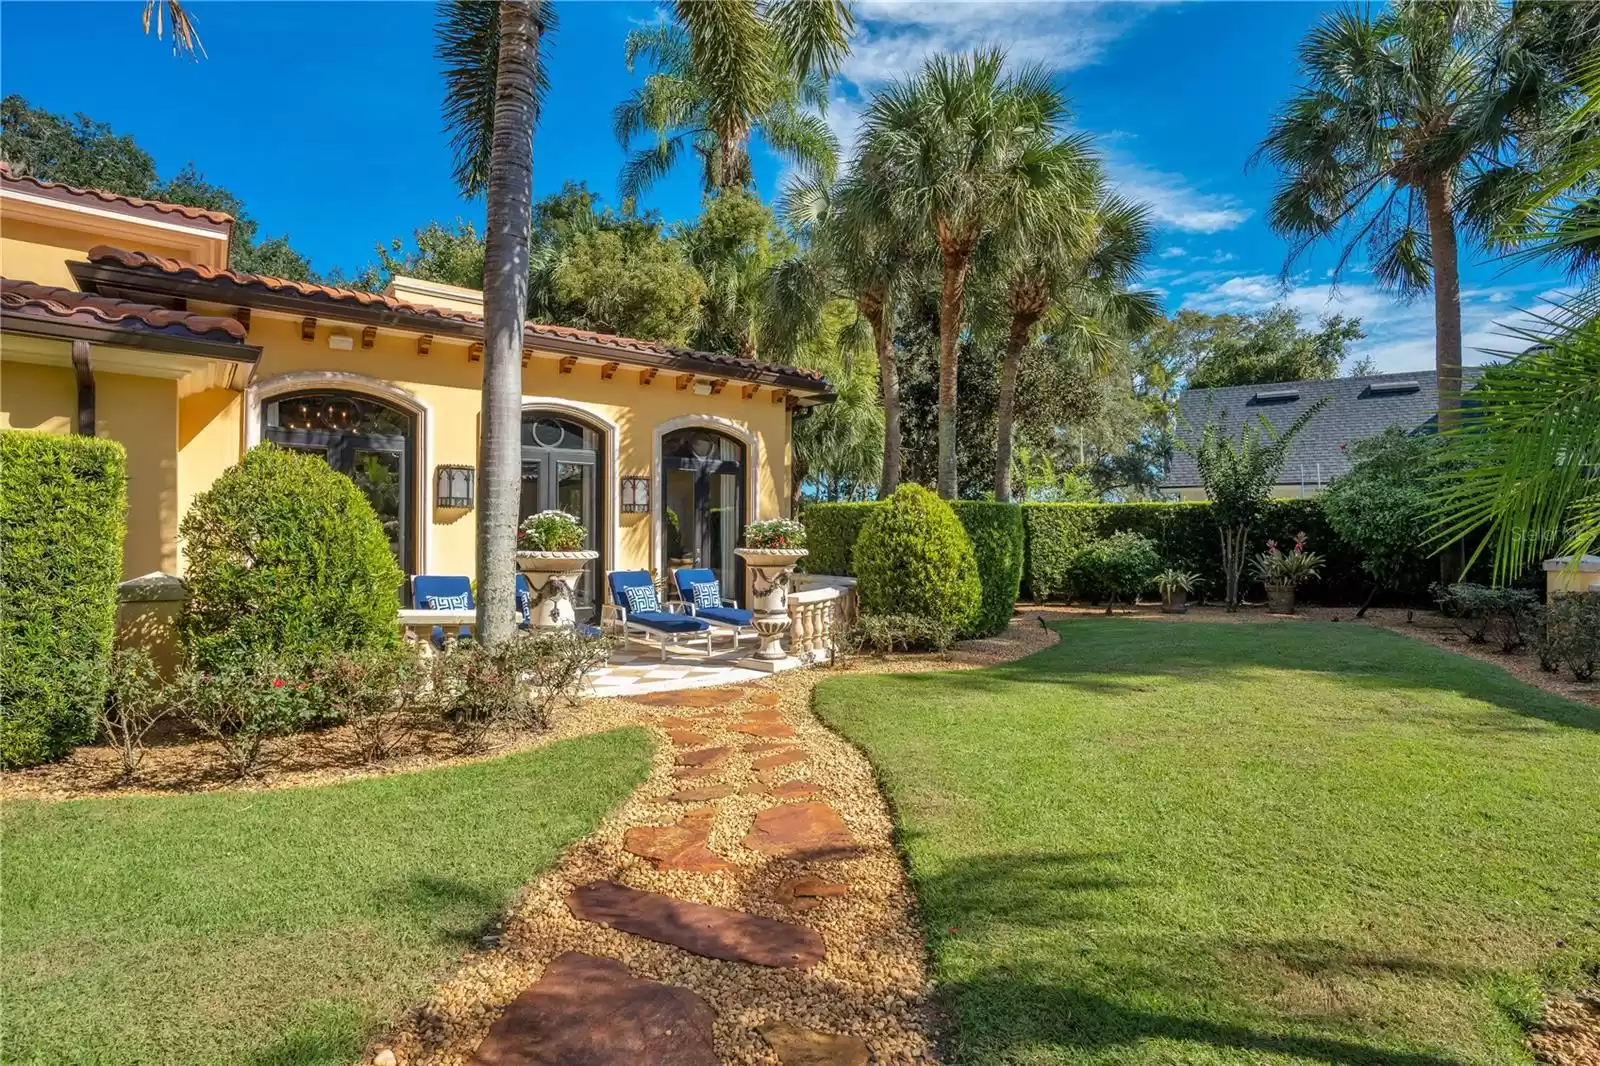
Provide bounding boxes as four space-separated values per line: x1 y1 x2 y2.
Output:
0 216 212 287
0 356 76 433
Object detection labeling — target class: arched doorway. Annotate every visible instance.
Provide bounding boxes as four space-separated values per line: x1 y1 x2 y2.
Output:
521 410 605 620
263 389 416 573
660 427 746 603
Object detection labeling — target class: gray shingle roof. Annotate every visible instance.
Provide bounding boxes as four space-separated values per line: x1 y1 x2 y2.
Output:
1162 369 1483 491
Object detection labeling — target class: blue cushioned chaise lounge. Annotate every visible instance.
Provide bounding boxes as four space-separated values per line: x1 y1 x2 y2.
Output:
604 570 711 660
671 567 756 651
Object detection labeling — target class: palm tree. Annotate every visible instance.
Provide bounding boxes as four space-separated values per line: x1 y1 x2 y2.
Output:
984 176 1160 502
142 0 204 57
1257 2 1511 436
854 49 1084 498
438 0 556 645
614 0 853 201
768 172 921 495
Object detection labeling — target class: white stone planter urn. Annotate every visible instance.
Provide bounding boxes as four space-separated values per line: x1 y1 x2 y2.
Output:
734 547 808 661
514 550 599 628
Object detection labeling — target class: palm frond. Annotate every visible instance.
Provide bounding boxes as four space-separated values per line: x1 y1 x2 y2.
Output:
143 0 206 59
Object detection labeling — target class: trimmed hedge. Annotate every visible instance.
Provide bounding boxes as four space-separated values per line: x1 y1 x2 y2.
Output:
949 501 1024 637
0 431 127 767
806 499 1024 637
181 443 404 671
853 486 982 633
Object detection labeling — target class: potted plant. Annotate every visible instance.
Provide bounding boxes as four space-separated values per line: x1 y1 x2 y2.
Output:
734 519 808 661
1154 568 1199 614
1252 533 1323 615
514 511 599 628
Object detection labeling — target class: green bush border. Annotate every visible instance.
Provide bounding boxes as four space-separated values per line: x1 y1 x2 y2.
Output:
0 430 127 767
950 501 1024 637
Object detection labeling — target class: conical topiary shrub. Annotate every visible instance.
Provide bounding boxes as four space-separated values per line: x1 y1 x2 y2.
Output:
852 484 981 634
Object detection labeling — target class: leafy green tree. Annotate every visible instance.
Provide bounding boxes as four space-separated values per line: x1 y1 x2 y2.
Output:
1188 398 1328 610
1322 428 1439 614
437 0 556 646
854 48 1086 499
1257 2 1511 431
613 0 852 199
682 188 790 357
1147 306 1367 389
551 228 703 343
791 303 885 506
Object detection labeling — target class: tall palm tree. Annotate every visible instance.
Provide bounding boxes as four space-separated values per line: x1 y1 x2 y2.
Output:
1256 1 1511 435
768 172 921 495
854 49 1084 498
982 170 1159 501
614 0 853 201
438 0 556 645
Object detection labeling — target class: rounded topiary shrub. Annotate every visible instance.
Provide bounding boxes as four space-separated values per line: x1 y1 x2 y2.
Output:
180 444 404 672
852 484 981 633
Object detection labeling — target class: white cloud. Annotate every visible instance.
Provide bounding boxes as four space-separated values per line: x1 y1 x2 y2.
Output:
1180 273 1568 373
1103 153 1253 234
1160 246 1189 259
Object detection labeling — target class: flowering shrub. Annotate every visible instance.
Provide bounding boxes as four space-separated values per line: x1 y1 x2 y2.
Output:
1252 533 1324 589
174 658 319 778
744 518 806 550
518 510 587 552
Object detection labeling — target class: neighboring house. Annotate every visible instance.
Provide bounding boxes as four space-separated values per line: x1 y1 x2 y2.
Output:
0 166 833 623
1161 369 1481 500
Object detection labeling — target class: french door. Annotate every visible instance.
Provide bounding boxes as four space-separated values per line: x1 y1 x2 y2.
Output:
520 412 604 620
660 428 746 604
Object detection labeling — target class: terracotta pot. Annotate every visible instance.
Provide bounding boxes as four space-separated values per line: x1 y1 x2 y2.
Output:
514 550 599 628
1265 584 1296 615
1162 588 1188 614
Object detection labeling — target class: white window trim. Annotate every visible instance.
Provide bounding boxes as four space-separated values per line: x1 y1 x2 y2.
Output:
244 370 435 574
520 396 621 580
651 414 760 581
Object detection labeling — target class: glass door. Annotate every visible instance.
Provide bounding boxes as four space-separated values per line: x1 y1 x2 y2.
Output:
520 413 604 620
660 428 746 603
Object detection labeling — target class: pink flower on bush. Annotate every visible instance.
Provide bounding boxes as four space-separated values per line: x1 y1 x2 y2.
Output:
272 678 285 689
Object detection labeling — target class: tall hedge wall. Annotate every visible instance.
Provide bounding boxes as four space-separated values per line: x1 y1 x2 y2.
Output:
0 431 127 768
804 499 1024 637
804 496 1437 609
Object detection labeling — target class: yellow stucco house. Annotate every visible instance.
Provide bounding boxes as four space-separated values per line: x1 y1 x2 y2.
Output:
0 166 833 621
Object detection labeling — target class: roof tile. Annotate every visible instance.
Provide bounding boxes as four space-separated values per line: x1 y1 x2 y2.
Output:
0 277 247 343
1 164 234 228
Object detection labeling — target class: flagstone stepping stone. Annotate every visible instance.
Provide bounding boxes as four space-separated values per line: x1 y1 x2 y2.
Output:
741 741 786 754
667 784 736 803
673 764 724 780
757 1021 870 1066
752 749 807 771
675 746 729 768
730 718 797 739
624 808 732 873
774 874 850 911
768 780 820 800
567 880 825 968
744 708 786 723
744 802 861 861
633 687 746 709
667 730 711 747
747 690 783 708
656 716 711 730
469 951 717 1066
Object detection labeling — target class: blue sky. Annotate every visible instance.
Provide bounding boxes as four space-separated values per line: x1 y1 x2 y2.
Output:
0 0 1565 372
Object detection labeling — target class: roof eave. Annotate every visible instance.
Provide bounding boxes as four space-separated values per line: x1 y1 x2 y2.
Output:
0 310 262 362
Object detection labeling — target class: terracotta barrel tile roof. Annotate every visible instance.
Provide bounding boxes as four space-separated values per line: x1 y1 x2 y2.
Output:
0 277 248 343
84 246 827 385
1 164 234 229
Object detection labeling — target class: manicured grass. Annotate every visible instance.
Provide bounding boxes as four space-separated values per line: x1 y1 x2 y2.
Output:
815 620 1600 1066
2 729 652 1066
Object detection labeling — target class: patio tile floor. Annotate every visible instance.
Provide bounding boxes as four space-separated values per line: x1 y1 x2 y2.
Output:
585 643 770 699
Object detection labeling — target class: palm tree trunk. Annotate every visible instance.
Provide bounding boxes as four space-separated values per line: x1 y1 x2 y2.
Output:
863 296 901 497
994 311 1034 503
476 0 542 646
936 249 969 500
1425 173 1466 583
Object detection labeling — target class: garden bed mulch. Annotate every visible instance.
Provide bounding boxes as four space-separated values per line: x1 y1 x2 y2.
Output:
1029 602 1600 709
368 616 1058 1066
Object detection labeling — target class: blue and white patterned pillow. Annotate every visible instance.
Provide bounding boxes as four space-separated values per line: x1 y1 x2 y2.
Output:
691 580 721 608
426 592 471 611
515 584 532 623
624 584 661 614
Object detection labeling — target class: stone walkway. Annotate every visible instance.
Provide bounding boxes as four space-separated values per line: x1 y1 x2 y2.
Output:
373 616 1059 1066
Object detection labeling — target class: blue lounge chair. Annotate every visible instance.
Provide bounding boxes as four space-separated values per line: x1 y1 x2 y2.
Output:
410 575 474 649
604 570 711 660
671 567 756 651
517 573 605 642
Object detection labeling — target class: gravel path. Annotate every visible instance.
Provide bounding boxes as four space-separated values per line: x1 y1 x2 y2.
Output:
371 617 1058 1066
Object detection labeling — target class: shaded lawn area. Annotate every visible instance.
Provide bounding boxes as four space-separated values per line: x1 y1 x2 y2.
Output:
815 620 1600 1066
1 728 652 1066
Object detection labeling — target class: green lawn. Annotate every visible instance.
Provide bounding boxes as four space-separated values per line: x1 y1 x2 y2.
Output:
815 620 1600 1066
1 728 652 1066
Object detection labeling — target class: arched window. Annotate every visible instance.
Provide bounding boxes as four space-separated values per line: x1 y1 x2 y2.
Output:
522 411 605 619
660 427 746 601
263 390 416 572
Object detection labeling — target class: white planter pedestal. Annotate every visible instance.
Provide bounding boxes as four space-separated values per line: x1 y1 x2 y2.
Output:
514 550 600 628
733 547 808 672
